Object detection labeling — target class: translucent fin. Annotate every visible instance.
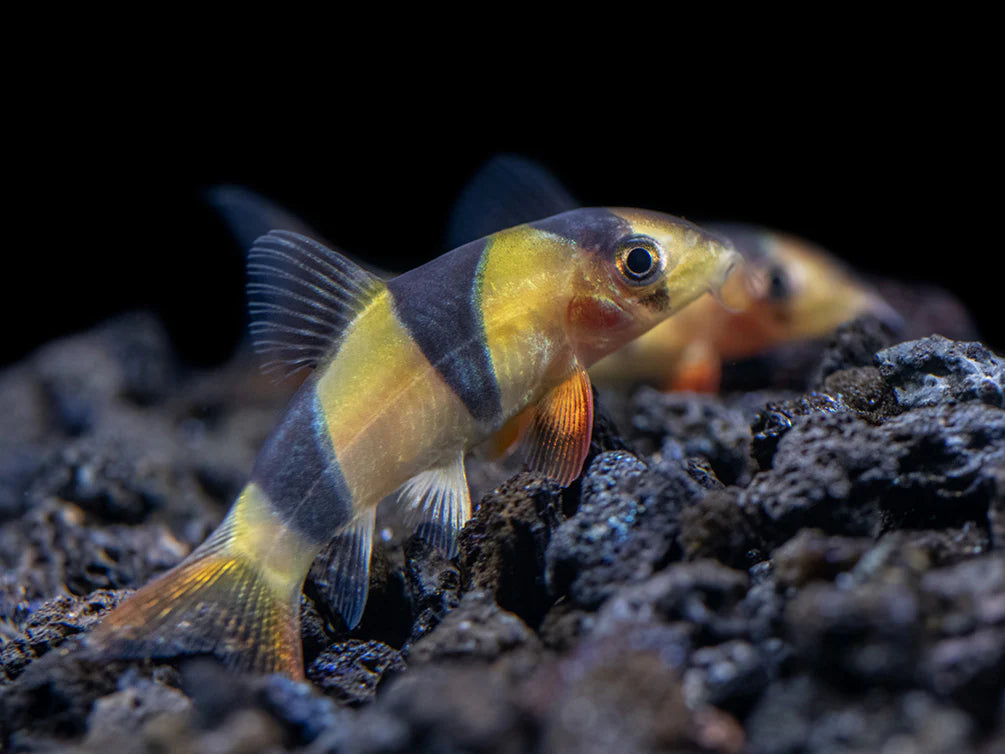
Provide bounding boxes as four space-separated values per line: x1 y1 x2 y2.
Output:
311 508 376 629
207 186 395 279
246 230 386 378
86 522 305 678
397 452 472 557
206 185 324 252
446 154 580 248
520 366 594 487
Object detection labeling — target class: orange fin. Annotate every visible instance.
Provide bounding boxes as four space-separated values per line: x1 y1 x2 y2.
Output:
520 366 594 486
479 406 533 461
86 524 305 678
667 343 722 393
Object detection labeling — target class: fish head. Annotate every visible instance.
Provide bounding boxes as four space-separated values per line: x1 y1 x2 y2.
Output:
722 228 903 346
543 208 741 366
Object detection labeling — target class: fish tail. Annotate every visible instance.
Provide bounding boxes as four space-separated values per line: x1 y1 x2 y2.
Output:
87 484 319 678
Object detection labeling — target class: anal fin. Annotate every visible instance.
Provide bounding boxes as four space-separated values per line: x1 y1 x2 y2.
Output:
397 452 472 557
310 507 376 630
520 366 594 486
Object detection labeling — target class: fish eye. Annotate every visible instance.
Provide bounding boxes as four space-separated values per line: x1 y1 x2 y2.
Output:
616 237 665 284
767 265 790 300
626 247 654 275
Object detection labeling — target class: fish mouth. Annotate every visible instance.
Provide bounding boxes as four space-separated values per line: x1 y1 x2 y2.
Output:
707 250 745 312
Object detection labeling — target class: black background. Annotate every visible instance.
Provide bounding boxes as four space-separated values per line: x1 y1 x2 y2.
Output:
7 82 997 368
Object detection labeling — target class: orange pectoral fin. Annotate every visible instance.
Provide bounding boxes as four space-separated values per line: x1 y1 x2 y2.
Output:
520 366 594 486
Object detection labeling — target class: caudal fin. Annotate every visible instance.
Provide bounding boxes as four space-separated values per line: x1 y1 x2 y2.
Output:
87 513 306 678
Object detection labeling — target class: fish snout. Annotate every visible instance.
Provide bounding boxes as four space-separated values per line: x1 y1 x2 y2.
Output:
707 246 746 312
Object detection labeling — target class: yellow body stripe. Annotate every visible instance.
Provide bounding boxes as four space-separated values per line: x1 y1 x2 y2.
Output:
228 483 320 597
479 227 577 415
313 291 480 510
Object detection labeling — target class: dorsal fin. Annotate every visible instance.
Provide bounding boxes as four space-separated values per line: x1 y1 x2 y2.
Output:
446 154 580 248
207 185 395 279
206 184 324 251
246 230 386 378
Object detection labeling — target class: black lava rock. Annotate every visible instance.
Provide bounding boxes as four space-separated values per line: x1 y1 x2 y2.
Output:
82 676 192 749
1 589 123 683
401 535 462 645
745 675 975 754
743 401 1005 542
678 487 767 569
306 639 406 706
587 560 752 648
818 365 898 422
5 306 1005 752
0 645 167 748
545 451 707 610
457 473 565 628
784 578 923 688
257 674 347 746
629 388 754 485
306 538 412 648
329 664 534 754
31 313 178 436
684 639 773 713
532 649 701 754
749 392 846 472
877 334 1005 410
770 529 872 588
0 499 188 603
406 590 540 664
810 313 900 387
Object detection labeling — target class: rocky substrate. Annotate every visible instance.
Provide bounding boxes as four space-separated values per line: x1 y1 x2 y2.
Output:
2 309 1004 753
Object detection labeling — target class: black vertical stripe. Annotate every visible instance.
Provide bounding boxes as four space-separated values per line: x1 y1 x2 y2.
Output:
387 238 502 424
251 380 354 544
529 208 631 254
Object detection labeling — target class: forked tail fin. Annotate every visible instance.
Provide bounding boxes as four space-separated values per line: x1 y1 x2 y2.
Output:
87 487 317 678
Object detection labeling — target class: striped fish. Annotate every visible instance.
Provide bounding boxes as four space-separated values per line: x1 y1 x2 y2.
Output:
88 209 739 677
449 155 902 391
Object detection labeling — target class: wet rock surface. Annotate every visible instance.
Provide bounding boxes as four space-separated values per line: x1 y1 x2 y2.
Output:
457 473 565 628
877 334 1005 410
2 305 1005 752
306 640 406 706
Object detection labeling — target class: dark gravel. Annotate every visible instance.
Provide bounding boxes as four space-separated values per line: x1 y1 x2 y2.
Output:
2 301 1005 753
